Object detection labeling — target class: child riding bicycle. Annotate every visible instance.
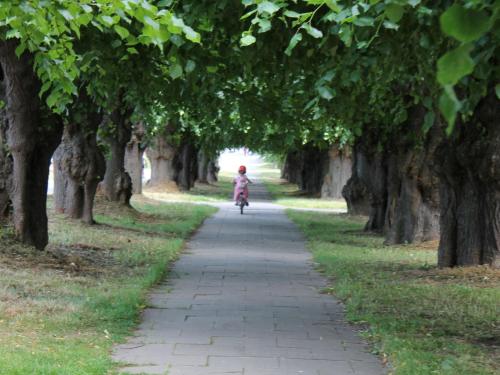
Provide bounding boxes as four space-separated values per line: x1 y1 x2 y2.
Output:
233 165 252 206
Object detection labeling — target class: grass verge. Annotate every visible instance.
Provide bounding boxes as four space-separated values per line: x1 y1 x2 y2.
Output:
287 210 500 375
0 197 216 374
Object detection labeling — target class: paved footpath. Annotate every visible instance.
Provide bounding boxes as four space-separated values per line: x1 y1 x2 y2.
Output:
113 182 386 375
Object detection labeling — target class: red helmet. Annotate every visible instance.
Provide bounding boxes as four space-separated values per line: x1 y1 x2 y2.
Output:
238 165 246 173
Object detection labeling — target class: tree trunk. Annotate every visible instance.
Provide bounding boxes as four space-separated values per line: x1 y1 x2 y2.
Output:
102 104 133 205
0 76 12 222
207 159 219 184
125 123 145 194
0 40 62 249
298 145 329 196
362 151 388 232
384 107 440 244
146 132 179 189
53 109 105 224
321 145 352 199
342 143 371 216
283 151 303 184
436 91 500 267
177 140 198 191
197 150 209 184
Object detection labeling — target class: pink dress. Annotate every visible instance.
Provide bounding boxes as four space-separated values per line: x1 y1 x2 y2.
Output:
233 174 250 201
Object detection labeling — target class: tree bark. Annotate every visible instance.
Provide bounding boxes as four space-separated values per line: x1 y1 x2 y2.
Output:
384 107 440 244
52 95 105 224
207 159 219 184
321 145 352 199
177 139 198 191
436 91 500 267
125 122 145 194
298 145 329 196
0 40 62 249
102 102 133 205
197 150 209 184
342 143 371 215
146 131 179 189
0 73 12 222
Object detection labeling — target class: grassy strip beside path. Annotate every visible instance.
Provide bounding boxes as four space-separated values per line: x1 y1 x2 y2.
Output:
287 211 500 375
0 198 216 374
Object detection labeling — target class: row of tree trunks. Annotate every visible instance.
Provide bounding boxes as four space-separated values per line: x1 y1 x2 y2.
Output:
101 100 133 206
343 108 441 243
52 92 105 224
321 146 352 199
342 98 499 267
177 138 198 191
0 40 63 250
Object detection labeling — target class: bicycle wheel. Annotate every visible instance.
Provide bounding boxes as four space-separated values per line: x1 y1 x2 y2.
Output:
240 201 244 214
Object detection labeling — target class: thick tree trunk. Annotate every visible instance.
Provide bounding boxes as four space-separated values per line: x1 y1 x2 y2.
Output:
283 151 303 184
53 111 105 224
146 132 179 189
0 40 62 249
321 145 352 199
125 123 145 194
342 143 371 215
207 159 219 184
102 104 133 205
197 150 209 184
362 152 388 232
298 145 329 195
436 92 500 267
177 140 198 191
0 69 12 222
384 107 440 244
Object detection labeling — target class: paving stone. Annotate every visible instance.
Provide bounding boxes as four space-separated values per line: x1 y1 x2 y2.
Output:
114 181 386 375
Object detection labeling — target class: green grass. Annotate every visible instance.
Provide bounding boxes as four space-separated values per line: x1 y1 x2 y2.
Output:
287 210 500 375
259 163 347 210
0 199 216 374
144 176 233 203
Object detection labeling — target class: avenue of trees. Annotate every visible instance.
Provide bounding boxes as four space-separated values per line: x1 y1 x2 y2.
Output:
0 0 498 268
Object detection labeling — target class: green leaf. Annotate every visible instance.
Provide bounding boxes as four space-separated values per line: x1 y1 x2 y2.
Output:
169 63 183 79
437 44 474 85
385 4 404 23
422 111 435 133
185 60 196 73
439 86 462 130
183 25 201 43
353 17 374 27
302 23 323 38
318 86 335 100
285 32 302 56
114 25 130 39
257 1 281 16
284 10 301 18
440 4 491 43
240 34 256 46
496 84 500 100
